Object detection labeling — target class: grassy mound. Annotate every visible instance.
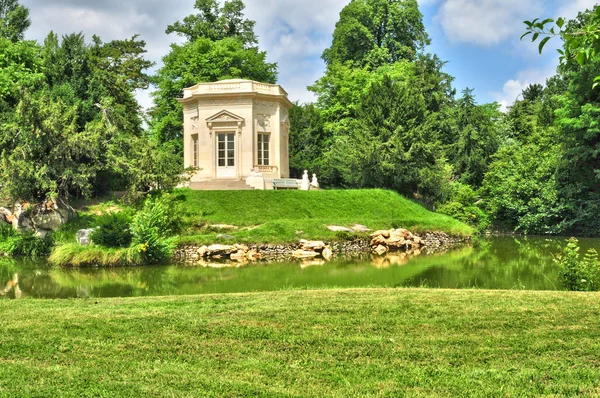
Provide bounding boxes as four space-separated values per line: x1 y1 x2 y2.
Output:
1 288 598 396
176 188 473 244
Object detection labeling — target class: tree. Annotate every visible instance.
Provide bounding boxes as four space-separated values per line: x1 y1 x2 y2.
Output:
323 0 429 67
523 6 600 84
151 0 277 148
0 0 30 42
449 89 500 187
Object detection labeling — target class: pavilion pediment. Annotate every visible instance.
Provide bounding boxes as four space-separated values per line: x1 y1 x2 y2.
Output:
206 110 245 124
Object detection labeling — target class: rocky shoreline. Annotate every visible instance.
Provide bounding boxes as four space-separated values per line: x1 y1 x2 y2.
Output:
174 230 471 266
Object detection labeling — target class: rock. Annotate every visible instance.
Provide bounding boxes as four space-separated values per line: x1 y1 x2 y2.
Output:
230 250 247 262
370 234 387 247
246 249 261 261
3 198 76 234
76 229 96 246
197 246 209 257
235 244 249 252
386 236 406 250
292 249 319 259
352 224 371 233
36 229 51 239
300 240 326 252
322 245 333 261
327 225 354 233
373 245 388 256
216 234 235 241
209 224 238 230
206 244 237 256
370 230 390 239
413 236 423 246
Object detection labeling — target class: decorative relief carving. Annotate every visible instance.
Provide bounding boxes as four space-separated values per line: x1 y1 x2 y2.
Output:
214 114 237 122
255 101 277 108
258 114 271 129
190 116 199 130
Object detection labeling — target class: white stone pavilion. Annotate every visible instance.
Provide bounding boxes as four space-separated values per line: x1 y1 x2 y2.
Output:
179 79 293 188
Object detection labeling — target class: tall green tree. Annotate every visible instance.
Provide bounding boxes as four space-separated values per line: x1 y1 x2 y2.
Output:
323 0 429 67
0 0 29 42
151 0 277 148
450 89 500 187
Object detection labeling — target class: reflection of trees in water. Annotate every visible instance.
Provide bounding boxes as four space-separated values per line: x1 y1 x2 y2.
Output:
407 237 562 290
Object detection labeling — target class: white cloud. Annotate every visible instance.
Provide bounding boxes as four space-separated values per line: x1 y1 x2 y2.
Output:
489 62 557 111
557 0 598 20
20 0 346 105
434 0 543 46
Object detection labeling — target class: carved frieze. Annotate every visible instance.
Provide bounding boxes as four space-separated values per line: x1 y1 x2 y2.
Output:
258 114 271 129
255 101 277 108
197 99 253 106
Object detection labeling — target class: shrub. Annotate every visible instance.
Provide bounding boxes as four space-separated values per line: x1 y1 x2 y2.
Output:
90 212 133 248
130 194 177 264
0 226 55 257
554 238 600 291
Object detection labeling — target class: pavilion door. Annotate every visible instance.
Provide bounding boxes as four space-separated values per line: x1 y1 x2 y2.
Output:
216 132 236 178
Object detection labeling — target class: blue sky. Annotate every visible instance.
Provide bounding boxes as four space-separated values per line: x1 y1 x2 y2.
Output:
20 0 599 110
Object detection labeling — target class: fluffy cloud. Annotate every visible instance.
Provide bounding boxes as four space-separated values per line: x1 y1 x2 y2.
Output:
489 62 557 111
434 0 544 46
557 0 598 20
19 0 346 105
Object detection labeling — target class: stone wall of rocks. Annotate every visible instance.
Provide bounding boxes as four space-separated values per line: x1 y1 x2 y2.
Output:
174 230 470 265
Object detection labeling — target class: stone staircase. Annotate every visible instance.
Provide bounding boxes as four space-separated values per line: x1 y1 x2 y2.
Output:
189 179 254 191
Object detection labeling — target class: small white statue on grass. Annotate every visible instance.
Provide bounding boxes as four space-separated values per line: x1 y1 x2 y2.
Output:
311 173 319 189
300 170 310 190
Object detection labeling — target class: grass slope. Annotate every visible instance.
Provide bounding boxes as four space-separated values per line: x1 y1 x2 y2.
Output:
176 188 472 244
1 289 599 396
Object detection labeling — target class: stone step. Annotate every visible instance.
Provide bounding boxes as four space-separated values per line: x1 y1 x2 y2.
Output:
190 180 254 191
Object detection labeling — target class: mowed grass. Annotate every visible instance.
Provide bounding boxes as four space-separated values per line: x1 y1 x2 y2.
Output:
1 289 600 397
177 188 473 244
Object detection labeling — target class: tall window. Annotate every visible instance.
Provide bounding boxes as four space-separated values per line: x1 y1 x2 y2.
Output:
192 135 198 168
258 133 270 166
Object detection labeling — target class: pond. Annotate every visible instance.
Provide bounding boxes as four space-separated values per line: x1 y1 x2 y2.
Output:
0 236 597 299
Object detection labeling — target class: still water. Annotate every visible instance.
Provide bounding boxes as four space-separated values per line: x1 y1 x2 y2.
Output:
0 237 597 299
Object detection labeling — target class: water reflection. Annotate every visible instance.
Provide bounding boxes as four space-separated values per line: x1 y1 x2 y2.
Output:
0 237 597 299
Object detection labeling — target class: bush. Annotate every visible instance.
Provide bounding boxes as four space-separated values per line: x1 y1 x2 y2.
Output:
0 225 55 257
130 194 177 264
90 212 133 248
554 238 600 291
436 182 490 233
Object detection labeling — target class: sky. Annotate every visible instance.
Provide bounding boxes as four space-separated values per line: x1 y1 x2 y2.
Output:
19 0 600 111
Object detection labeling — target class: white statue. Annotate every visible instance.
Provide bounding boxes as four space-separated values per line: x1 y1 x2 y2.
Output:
300 170 310 190
311 173 319 189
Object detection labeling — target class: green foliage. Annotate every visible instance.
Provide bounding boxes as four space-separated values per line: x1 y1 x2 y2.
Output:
0 226 55 257
323 0 429 67
130 194 178 264
450 89 501 187
0 0 30 42
554 237 600 291
436 183 490 232
49 243 142 267
90 212 133 248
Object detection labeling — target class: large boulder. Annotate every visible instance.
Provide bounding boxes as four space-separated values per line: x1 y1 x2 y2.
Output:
0 198 77 234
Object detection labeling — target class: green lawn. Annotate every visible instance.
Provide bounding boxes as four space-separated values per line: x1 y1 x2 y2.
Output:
175 188 473 244
1 288 599 396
